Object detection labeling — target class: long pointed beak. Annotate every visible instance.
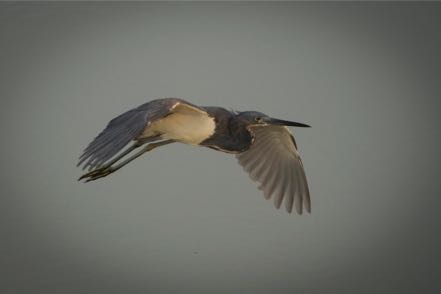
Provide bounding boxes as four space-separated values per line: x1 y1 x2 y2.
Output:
267 118 310 128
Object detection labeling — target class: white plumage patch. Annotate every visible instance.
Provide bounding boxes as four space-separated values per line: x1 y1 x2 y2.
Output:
140 102 215 145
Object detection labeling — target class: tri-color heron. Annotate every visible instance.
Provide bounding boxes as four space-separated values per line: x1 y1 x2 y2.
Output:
78 98 311 214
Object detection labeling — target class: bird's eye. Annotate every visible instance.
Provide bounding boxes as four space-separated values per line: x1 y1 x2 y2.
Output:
255 117 262 122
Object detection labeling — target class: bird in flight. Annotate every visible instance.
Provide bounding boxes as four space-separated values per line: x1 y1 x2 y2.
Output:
78 98 311 214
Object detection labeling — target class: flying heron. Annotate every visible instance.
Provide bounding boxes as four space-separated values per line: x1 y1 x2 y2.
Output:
78 98 311 214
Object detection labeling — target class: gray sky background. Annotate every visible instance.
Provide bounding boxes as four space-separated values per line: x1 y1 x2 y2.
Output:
1 2 440 294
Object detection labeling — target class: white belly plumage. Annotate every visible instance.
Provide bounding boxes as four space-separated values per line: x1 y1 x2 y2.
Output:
141 112 216 145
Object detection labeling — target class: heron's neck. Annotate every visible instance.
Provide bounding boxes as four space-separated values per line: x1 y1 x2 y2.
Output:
226 117 253 151
200 112 252 153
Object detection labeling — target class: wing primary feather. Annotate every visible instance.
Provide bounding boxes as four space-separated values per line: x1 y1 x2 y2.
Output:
264 154 282 200
298 164 309 214
256 147 280 193
273 162 288 209
284 161 295 213
293 164 303 215
299 162 311 213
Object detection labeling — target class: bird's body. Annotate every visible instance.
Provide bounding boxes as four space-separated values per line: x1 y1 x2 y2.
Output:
140 102 216 145
78 98 311 214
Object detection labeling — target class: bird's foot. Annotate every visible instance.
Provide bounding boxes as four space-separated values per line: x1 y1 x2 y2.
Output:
78 167 114 182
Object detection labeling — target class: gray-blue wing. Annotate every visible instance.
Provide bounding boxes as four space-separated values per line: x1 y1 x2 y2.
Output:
77 98 201 170
236 125 311 214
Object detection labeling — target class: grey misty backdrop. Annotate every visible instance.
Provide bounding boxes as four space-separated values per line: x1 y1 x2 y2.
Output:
1 2 440 294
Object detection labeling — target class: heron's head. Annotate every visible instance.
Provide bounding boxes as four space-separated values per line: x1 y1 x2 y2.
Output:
237 111 310 128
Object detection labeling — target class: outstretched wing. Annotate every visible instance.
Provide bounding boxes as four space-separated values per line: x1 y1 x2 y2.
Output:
78 98 204 170
236 125 310 214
